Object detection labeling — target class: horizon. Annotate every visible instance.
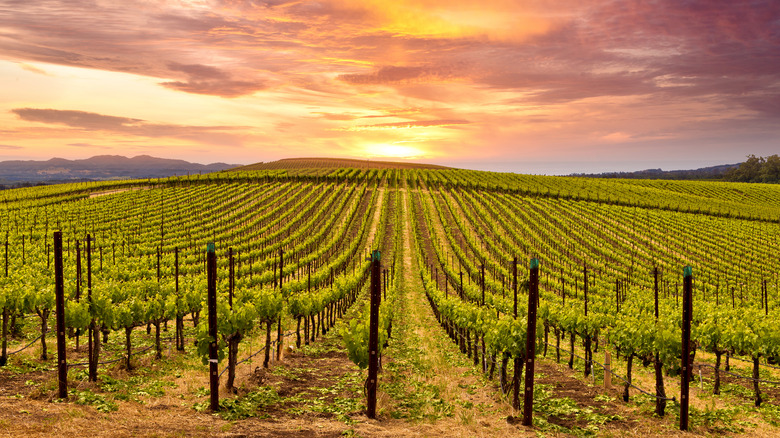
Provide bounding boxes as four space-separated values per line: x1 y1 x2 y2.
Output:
0 154 745 177
0 1 778 174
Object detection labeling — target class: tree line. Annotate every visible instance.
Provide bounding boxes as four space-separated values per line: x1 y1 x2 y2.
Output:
725 155 780 183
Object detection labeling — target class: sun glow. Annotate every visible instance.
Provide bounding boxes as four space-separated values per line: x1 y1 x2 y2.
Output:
369 143 425 159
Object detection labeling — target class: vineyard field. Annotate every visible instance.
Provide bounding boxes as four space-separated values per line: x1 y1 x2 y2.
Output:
1 164 780 437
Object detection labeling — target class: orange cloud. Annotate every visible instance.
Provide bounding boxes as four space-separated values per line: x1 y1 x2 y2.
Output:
347 119 470 131
326 0 557 41
17 63 49 75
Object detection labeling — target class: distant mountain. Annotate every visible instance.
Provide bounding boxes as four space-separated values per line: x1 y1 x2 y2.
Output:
574 163 740 180
0 155 239 185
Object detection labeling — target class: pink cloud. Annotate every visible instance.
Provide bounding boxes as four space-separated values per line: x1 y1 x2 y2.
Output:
159 62 267 97
339 65 459 85
12 108 246 146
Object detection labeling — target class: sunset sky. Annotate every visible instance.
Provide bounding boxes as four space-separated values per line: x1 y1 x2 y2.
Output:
1 0 778 174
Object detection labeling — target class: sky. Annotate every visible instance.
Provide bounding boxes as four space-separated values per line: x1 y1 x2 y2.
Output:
0 0 778 175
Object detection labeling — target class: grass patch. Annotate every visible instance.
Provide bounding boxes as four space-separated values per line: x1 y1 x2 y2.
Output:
667 400 754 434
2 357 53 374
99 374 176 402
380 278 454 421
195 386 280 420
269 365 315 381
69 389 119 413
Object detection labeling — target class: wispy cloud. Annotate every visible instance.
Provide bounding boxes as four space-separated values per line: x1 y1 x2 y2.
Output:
67 142 112 149
12 108 246 146
346 119 471 131
311 112 360 121
13 108 144 130
160 62 268 97
339 65 458 85
17 63 49 75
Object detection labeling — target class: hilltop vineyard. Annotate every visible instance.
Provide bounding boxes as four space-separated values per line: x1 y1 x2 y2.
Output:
1 166 779 435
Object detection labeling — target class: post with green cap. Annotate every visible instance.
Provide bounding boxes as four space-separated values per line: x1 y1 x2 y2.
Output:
207 243 219 412
276 249 285 362
522 258 540 426
680 266 693 430
367 249 381 419
54 231 67 399
87 234 97 383
583 263 591 378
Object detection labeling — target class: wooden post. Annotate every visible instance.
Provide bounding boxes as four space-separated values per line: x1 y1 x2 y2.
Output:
459 271 464 300
764 280 769 315
522 258 539 426
277 249 284 361
279 249 284 289
175 247 183 351
86 234 96 382
75 240 81 350
654 267 659 319
512 256 520 410
604 350 612 390
680 266 693 431
367 250 381 419
583 264 588 316
653 266 666 416
207 243 219 412
584 264 591 377
481 264 485 306
54 232 67 399
513 257 518 318
228 248 234 308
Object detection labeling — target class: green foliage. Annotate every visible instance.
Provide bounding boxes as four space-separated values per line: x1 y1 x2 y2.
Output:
65 300 91 331
195 386 280 420
195 326 226 365
70 389 119 413
341 312 370 369
727 154 780 183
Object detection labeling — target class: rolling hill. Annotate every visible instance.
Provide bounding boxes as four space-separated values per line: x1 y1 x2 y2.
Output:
0 155 238 184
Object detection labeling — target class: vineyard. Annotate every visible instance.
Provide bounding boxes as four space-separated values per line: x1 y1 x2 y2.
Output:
1 164 780 437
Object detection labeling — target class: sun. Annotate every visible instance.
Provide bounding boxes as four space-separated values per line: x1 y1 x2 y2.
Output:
370 143 425 159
